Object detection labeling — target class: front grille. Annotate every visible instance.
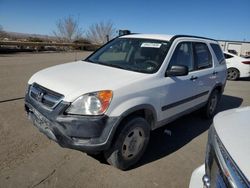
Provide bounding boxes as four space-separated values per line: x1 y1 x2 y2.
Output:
29 83 64 109
207 133 250 188
208 149 228 188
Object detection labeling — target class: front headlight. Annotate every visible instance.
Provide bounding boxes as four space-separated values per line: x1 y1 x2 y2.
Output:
66 90 113 115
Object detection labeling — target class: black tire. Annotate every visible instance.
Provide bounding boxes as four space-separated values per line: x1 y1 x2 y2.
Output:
104 117 150 170
227 68 239 80
202 90 220 119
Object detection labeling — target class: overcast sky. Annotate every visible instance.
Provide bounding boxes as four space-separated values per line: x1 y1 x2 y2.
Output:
0 0 249 41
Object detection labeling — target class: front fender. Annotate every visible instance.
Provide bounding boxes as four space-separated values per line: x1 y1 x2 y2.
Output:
107 96 159 126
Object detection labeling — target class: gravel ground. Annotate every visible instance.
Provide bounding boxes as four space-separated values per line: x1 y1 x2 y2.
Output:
0 52 249 188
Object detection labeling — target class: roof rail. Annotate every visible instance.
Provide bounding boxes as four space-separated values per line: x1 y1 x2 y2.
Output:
171 35 217 42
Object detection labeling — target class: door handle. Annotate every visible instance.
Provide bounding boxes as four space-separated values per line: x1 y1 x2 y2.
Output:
190 76 198 81
213 71 218 75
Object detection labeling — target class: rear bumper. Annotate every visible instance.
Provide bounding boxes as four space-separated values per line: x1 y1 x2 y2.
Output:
25 94 119 154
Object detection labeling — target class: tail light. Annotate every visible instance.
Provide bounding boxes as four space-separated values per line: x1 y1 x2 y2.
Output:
242 61 250 65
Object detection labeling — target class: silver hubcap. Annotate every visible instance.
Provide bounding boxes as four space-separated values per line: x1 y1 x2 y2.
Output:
121 127 145 160
227 69 238 80
209 94 218 114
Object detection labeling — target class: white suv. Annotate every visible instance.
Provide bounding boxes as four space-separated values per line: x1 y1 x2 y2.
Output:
25 34 227 170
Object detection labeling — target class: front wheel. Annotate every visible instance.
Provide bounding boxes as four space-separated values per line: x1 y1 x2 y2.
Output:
104 117 150 170
202 90 220 119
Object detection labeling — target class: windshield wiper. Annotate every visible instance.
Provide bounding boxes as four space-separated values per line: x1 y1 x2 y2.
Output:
85 59 104 65
84 59 96 63
84 60 146 73
105 63 148 73
105 63 126 70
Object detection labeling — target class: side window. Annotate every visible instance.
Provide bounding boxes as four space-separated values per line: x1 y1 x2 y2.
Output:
210 43 225 63
168 42 194 71
224 53 233 59
193 43 212 70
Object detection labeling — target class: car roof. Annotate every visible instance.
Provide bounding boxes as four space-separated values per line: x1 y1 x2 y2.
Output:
120 34 174 41
120 34 217 43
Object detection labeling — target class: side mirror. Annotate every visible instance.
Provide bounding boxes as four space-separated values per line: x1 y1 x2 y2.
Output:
165 65 188 77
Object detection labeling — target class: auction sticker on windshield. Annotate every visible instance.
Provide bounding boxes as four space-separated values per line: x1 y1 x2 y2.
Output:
141 43 162 48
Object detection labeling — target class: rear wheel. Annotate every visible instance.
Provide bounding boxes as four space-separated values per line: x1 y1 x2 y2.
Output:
104 117 150 170
227 68 239 80
202 90 220 119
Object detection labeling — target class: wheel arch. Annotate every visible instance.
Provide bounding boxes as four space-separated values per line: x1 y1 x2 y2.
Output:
117 104 157 130
212 83 225 97
108 104 157 147
212 83 225 94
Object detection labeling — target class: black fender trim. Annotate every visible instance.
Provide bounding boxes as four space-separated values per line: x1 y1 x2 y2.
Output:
116 104 158 130
212 82 226 94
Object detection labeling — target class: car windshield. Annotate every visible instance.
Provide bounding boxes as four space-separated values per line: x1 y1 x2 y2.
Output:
85 38 169 73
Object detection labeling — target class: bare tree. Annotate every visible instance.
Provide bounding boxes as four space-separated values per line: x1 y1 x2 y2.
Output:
86 21 116 44
53 16 83 42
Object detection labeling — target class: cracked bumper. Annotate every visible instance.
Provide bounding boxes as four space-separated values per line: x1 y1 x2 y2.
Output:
25 94 119 154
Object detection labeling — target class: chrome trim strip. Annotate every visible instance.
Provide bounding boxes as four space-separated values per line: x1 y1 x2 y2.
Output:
213 134 250 188
161 91 209 111
29 83 64 109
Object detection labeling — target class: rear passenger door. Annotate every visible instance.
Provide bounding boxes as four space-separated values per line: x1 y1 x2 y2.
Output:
210 44 227 83
192 42 216 100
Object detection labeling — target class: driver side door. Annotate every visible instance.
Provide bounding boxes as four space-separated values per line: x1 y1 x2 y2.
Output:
159 41 204 122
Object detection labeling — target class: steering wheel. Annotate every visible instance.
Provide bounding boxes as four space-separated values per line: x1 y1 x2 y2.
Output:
144 60 158 69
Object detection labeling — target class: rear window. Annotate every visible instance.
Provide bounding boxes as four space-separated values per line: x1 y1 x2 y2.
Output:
210 43 225 63
193 43 212 69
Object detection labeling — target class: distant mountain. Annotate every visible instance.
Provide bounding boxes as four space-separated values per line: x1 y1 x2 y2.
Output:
6 31 56 40
2 31 91 44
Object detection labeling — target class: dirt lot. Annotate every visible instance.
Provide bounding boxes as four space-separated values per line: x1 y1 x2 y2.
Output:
0 52 249 188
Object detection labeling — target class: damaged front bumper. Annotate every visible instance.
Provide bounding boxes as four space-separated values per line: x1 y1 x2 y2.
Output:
25 92 119 154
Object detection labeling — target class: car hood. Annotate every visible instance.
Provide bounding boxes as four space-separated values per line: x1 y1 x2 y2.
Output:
28 61 147 102
214 106 250 181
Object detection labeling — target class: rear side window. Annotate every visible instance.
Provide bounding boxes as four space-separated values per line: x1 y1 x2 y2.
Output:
210 43 225 63
224 53 234 59
193 43 212 69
